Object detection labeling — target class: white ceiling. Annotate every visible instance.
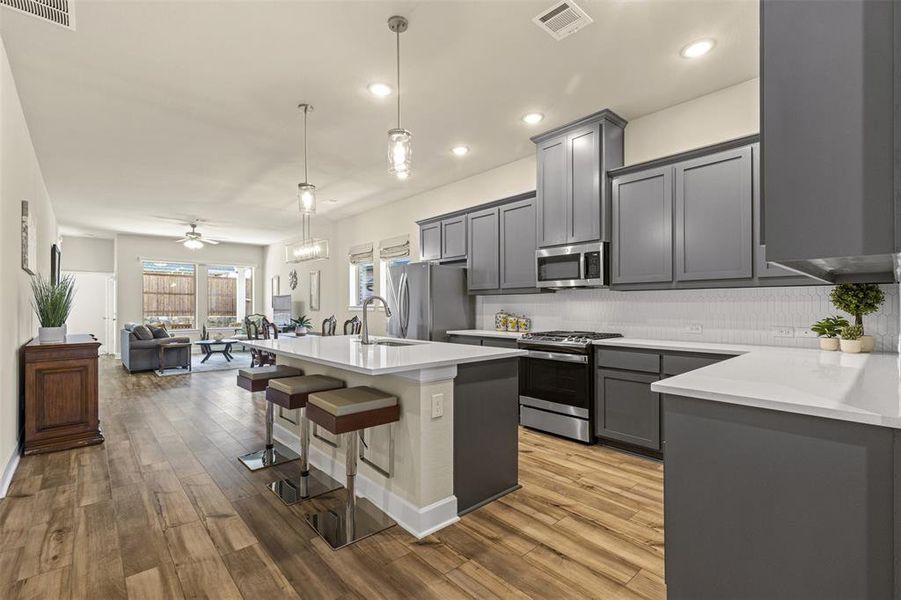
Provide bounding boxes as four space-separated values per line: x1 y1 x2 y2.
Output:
1 0 758 245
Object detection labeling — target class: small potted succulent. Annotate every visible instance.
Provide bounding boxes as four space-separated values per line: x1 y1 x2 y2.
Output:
810 315 849 351
839 324 864 353
829 283 885 353
31 274 75 343
291 315 312 336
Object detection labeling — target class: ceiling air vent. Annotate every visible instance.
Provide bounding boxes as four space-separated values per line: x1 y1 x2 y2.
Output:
1 0 75 30
533 0 592 41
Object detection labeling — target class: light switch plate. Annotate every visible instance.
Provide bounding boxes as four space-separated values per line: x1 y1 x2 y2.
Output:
773 326 794 338
685 324 703 334
431 393 444 419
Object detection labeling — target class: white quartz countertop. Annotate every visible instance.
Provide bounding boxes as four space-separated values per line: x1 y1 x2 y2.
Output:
245 335 525 376
593 337 766 355
446 329 524 339
649 345 901 429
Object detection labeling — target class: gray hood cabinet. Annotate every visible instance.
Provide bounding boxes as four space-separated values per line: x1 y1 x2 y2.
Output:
531 109 627 248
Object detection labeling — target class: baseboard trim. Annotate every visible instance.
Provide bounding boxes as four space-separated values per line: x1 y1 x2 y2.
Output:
0 444 21 498
273 422 458 538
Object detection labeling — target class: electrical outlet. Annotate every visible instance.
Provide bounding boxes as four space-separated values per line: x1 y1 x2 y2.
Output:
431 393 444 419
772 326 794 338
685 324 703 334
795 327 817 339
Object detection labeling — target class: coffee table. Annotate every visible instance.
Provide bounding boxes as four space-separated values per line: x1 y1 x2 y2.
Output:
195 339 238 363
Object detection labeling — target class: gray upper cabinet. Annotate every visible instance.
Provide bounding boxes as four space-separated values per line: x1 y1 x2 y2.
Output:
611 167 673 284
752 143 794 278
536 136 568 247
499 197 538 289
532 110 627 248
674 147 753 281
420 222 441 261
441 216 467 261
761 0 898 282
567 126 601 244
467 207 500 291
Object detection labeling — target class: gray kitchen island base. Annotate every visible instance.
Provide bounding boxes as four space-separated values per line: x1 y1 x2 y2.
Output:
453 358 521 515
663 394 896 600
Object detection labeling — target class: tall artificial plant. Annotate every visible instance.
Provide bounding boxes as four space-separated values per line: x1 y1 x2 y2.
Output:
30 274 75 328
829 283 885 332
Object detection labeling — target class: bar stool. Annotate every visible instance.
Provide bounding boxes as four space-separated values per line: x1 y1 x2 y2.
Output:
265 375 347 505
304 386 399 550
236 364 303 470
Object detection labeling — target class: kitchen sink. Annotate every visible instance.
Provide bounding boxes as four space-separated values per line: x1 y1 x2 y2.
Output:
374 340 417 347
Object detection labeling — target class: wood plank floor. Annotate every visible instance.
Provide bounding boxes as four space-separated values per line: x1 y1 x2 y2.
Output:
0 357 665 599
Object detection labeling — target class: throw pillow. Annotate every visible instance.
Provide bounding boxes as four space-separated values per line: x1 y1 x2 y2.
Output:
132 325 154 341
149 325 169 339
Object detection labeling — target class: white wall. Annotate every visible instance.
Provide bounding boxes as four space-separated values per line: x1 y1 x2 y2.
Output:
61 235 115 272
263 79 761 337
115 234 265 339
624 78 760 165
0 35 58 493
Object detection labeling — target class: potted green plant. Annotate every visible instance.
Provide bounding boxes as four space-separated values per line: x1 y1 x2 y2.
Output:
839 324 864 353
830 283 885 353
810 315 849 351
30 274 75 343
291 315 312 336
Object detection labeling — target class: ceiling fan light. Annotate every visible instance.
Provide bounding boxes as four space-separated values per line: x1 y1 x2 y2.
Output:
298 182 317 214
184 239 203 250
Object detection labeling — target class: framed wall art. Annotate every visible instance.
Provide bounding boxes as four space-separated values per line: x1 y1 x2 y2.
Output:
21 201 36 275
310 270 320 311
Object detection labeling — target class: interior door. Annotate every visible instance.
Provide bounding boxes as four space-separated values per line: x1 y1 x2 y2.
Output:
64 271 115 354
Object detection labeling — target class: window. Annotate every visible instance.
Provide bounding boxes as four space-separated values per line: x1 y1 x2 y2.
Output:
143 261 196 329
207 265 240 328
349 263 374 308
244 267 254 317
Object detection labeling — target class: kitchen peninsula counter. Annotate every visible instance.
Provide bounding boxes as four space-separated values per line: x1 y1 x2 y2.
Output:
244 335 524 538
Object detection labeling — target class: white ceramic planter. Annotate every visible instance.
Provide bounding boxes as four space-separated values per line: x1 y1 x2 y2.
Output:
840 338 862 353
295 327 308 336
859 335 875 353
38 324 67 344
819 337 840 351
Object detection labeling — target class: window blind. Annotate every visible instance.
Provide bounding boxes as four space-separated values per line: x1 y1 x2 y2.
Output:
378 235 410 260
348 242 374 265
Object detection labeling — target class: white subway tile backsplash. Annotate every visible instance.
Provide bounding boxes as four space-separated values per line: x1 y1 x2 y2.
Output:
477 285 899 352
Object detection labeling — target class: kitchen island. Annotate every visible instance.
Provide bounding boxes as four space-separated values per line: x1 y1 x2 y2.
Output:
244 335 524 538
652 348 901 600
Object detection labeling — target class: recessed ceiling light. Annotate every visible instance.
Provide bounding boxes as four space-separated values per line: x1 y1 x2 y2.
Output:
368 82 392 97
451 145 469 157
522 112 544 125
327 198 338 204
680 38 715 59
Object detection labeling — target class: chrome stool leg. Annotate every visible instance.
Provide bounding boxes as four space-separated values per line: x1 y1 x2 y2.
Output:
268 409 341 504
306 431 395 550
238 399 300 471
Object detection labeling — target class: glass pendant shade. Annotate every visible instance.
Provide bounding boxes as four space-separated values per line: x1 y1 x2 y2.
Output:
298 182 316 214
285 238 329 262
388 128 412 178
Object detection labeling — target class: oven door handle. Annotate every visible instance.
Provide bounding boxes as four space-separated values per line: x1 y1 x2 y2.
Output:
525 350 589 364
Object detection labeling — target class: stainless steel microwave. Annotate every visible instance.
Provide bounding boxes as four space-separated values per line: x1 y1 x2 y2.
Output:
536 242 607 289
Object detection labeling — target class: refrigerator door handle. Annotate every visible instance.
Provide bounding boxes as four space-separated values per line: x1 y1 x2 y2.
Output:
400 272 410 338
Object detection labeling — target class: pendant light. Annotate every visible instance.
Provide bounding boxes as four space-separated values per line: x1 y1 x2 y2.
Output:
297 103 316 214
387 16 411 179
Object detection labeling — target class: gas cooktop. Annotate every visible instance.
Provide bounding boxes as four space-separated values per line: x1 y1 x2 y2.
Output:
519 330 623 348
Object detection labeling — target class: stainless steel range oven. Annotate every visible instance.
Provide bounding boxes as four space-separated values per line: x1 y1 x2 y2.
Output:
518 331 622 443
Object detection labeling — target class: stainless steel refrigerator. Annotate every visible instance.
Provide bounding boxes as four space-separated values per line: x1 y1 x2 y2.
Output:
385 262 474 341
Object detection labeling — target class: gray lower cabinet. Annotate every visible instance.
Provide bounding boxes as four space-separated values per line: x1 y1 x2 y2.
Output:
536 135 568 247
596 369 661 451
664 394 895 600
467 208 500 291
611 167 673 284
447 334 518 348
674 147 753 281
447 334 483 346
420 222 441 261
441 216 467 261
499 197 537 289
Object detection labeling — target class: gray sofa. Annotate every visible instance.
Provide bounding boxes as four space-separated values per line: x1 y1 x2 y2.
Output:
121 324 191 373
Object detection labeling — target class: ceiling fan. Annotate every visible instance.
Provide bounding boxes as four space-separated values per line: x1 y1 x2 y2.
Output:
176 222 219 250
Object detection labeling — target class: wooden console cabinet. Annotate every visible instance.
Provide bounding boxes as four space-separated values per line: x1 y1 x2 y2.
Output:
23 334 103 455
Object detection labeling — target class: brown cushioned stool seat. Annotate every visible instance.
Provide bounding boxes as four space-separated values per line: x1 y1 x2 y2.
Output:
306 387 400 435
236 364 302 392
266 375 345 410
304 386 400 550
